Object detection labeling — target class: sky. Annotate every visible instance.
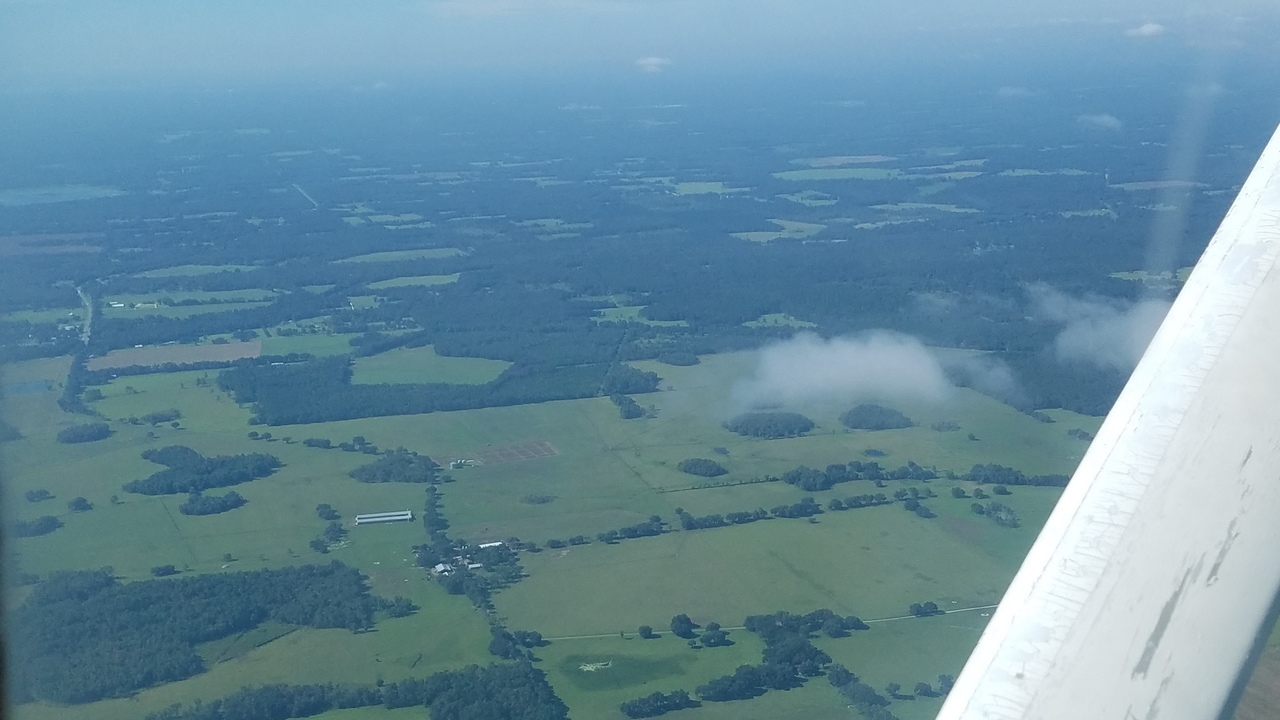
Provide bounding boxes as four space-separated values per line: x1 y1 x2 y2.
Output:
2 0 1279 90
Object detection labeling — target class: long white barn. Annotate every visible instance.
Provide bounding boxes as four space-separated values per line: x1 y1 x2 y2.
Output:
354 510 414 526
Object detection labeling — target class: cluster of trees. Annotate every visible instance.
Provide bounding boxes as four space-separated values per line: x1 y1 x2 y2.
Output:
124 446 282 495
826 493 893 511
349 449 441 484
316 503 340 521
675 507 769 530
55 422 112 444
597 516 665 544
691 608 869 704
930 421 960 432
487 626 546 660
14 516 63 537
611 394 644 419
840 404 914 430
145 661 568 720
827 665 898 720
140 409 182 425
973 501 1021 528
780 460 937 491
12 563 388 704
25 488 53 502
965 463 1069 487
0 420 23 441
723 412 814 438
770 497 823 519
656 351 699 366
309 521 347 554
67 496 93 511
908 602 944 617
677 458 727 477
544 535 590 549
217 355 659 425
620 690 700 718
179 491 246 516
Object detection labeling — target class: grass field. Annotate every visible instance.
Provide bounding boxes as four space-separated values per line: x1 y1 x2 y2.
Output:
351 345 511 385
1 308 81 323
334 248 465 263
367 273 460 290
732 219 826 243
594 305 690 327
135 264 258 277
0 185 126 206
86 340 262 370
743 313 817 328
4 346 1098 720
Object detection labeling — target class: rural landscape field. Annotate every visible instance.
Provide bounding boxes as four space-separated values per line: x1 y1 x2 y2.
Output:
4 11 1280 720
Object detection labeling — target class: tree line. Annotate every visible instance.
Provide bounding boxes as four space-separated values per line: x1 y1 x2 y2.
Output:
145 661 568 720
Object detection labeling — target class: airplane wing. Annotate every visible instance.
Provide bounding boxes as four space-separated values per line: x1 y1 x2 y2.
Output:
937 121 1280 720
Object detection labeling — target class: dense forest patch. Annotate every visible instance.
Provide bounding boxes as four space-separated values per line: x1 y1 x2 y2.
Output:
12 563 389 704
723 412 815 438
55 421 112 443
124 445 282 495
677 458 728 477
349 449 441 484
839 404 914 430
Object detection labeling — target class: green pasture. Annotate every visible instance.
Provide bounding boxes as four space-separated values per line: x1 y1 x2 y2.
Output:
732 219 826 243
492 498 1034 638
259 331 361 357
334 248 465 263
1 308 81 324
367 273 460 290
533 633 764 720
743 313 816 328
778 190 838 207
0 185 125 206
594 305 690 327
351 345 511 385
814 610 991 720
135 264 257 277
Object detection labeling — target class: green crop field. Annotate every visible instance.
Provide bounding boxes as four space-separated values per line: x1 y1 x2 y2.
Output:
2 343 1097 720
351 345 511 385
334 248 465 263
134 264 258 277
367 274 460 290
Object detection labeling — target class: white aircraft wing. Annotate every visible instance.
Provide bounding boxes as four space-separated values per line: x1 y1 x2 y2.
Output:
937 121 1280 720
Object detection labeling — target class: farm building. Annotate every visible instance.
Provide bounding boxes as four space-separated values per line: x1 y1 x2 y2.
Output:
354 510 414 525
477 541 504 549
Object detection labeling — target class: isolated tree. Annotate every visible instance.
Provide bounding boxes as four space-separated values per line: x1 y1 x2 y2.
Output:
915 681 935 697
670 614 698 639
638 625 656 639
885 682 902 698
951 487 968 498
67 497 93 512
938 674 956 694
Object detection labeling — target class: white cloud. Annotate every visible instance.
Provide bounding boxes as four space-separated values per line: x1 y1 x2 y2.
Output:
1029 285 1170 370
635 56 672 73
1125 22 1166 37
731 331 954 412
1077 113 1124 131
